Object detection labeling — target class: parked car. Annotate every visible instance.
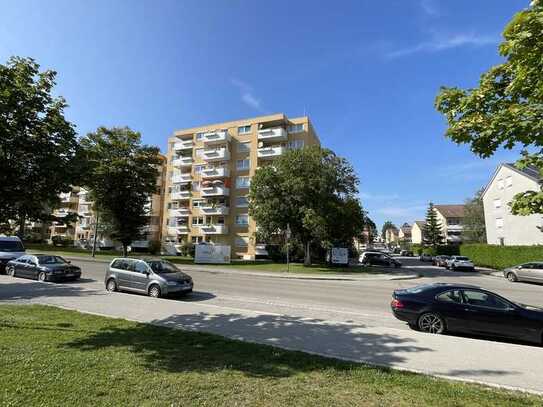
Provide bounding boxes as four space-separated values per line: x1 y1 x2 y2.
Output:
390 283 543 344
433 255 451 267
419 253 433 262
504 262 543 284
105 258 193 298
400 250 414 257
360 251 401 268
0 236 26 273
6 254 81 282
446 256 475 272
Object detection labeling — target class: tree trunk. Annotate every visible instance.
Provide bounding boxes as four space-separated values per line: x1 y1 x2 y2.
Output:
17 212 26 239
122 243 128 257
304 241 311 266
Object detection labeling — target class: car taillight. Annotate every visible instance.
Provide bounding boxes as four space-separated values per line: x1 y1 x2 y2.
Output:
391 298 405 309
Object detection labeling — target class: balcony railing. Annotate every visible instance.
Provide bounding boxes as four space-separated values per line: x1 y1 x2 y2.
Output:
202 131 230 145
199 224 228 235
447 225 464 232
168 225 189 235
171 173 192 184
169 207 190 217
202 148 230 162
201 186 230 197
200 205 229 215
171 190 191 200
257 127 288 142
172 156 193 167
257 146 286 159
201 166 229 179
173 140 194 151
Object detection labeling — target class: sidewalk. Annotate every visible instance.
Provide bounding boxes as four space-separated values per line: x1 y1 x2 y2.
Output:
49 254 421 281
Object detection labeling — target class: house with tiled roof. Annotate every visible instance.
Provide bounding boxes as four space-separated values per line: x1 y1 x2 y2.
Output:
433 204 465 244
411 220 426 244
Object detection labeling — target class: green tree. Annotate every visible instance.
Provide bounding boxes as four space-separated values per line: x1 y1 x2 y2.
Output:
381 221 396 239
249 145 364 265
462 189 487 243
80 127 161 256
0 56 83 236
435 1 543 221
423 203 444 247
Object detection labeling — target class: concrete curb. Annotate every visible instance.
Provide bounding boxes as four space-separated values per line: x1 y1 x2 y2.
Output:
51 254 421 282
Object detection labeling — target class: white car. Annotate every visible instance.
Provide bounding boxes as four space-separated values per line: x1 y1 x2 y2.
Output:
446 256 475 272
0 236 26 273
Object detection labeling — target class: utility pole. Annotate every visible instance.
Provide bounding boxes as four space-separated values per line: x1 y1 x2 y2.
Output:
286 223 291 273
91 212 99 258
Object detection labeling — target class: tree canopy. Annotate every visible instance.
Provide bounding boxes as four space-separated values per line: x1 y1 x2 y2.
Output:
249 145 366 265
462 189 487 243
435 1 543 217
381 221 397 239
423 203 444 247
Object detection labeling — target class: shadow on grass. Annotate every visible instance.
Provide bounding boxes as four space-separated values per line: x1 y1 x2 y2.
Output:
63 312 433 378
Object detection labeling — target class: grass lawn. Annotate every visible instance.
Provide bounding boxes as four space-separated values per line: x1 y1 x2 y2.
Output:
0 305 540 406
25 244 377 274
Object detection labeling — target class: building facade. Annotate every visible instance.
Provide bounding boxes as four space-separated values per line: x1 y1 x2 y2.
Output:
398 223 412 243
482 163 543 245
384 227 399 245
411 221 425 244
162 113 320 259
433 205 465 244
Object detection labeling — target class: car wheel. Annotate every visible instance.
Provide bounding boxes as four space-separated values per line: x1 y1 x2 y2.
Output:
38 272 47 282
106 278 117 292
417 312 445 334
507 272 518 282
148 284 161 298
6 266 16 277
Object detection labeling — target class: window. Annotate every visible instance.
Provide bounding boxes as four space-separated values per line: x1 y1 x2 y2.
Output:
192 216 204 225
194 165 204 174
236 176 250 189
236 159 250 171
217 216 225 225
235 236 249 247
195 148 204 158
497 179 504 190
196 132 205 141
436 290 462 304
237 142 251 153
236 196 249 207
462 290 510 309
288 123 304 133
496 218 504 229
236 214 249 226
191 236 204 244
112 259 132 270
132 261 149 274
192 199 205 208
238 125 251 134
493 199 502 209
506 176 513 188
288 139 304 150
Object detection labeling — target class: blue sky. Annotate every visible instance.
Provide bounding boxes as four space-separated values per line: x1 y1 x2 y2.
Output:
0 0 528 228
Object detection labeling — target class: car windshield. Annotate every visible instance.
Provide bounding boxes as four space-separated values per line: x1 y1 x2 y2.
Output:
0 240 25 252
147 260 179 274
37 255 68 265
456 257 469 261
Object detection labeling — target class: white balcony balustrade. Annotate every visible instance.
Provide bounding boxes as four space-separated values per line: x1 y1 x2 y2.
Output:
171 173 192 184
199 224 228 235
201 166 229 179
257 146 286 159
200 186 230 197
202 131 231 145
257 127 288 142
202 148 230 162
169 207 190 217
200 205 229 215
172 156 193 167
173 140 194 151
171 190 191 200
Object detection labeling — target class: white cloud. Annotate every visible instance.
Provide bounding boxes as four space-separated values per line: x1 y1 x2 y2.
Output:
386 32 499 58
420 0 440 16
231 78 265 112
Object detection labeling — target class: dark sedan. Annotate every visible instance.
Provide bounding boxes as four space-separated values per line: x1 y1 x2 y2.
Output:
6 254 81 282
391 283 543 344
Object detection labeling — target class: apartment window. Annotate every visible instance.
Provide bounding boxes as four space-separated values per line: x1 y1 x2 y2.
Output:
236 214 249 226
288 140 304 150
506 176 513 188
192 216 204 226
236 176 250 189
236 196 249 207
493 199 502 209
496 218 504 229
196 132 205 141
238 125 251 134
235 236 249 247
192 236 204 244
194 165 204 174
192 181 200 191
497 179 504 190
236 159 250 171
288 123 304 133
192 199 205 208
237 142 251 153
217 216 225 225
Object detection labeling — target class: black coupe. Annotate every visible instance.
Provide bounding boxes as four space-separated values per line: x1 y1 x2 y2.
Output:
391 283 543 344
6 254 81 282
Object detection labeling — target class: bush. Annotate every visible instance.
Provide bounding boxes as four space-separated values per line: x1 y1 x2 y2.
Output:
148 240 161 255
412 244 423 255
435 245 460 256
178 241 195 257
460 244 543 270
51 235 73 247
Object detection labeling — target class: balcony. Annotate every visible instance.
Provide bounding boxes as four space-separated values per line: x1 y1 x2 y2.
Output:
202 148 230 162
173 140 194 151
168 225 189 235
201 166 229 179
200 205 229 215
169 207 190 217
172 156 193 167
60 193 78 204
257 146 286 159
54 209 71 218
199 224 228 235
201 186 230 197
258 127 287 142
171 190 191 200
78 206 92 216
447 224 463 232
202 131 230 145
172 173 192 184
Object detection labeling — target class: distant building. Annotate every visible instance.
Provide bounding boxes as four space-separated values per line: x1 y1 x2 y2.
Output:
398 223 412 242
385 226 399 245
482 163 543 246
411 221 425 244
433 205 465 244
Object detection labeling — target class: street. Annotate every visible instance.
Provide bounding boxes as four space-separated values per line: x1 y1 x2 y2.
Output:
2 256 543 394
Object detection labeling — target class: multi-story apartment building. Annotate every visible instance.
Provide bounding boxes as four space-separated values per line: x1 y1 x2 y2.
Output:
162 113 320 259
49 186 81 242
433 204 465 244
482 163 543 245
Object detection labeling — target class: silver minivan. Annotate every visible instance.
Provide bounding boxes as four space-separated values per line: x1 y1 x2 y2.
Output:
504 262 543 284
105 258 193 298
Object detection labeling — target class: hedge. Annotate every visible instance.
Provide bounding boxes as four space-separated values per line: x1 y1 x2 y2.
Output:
460 244 543 270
